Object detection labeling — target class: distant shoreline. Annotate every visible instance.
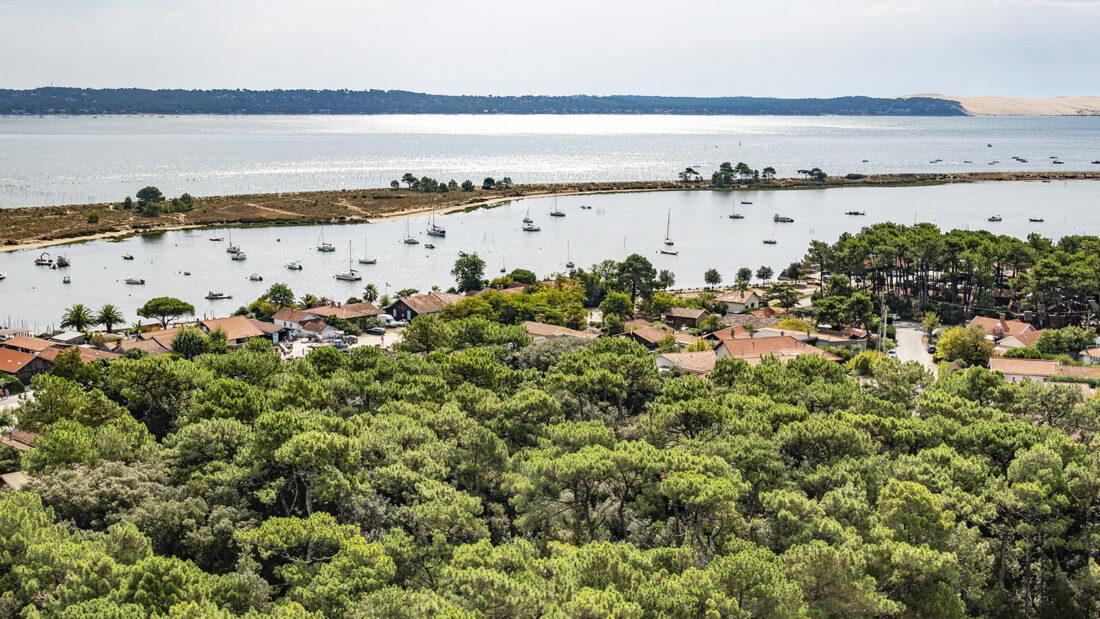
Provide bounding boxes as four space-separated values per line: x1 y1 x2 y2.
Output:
3 171 1099 253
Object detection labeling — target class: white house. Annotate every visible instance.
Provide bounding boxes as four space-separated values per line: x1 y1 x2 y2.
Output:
716 290 761 314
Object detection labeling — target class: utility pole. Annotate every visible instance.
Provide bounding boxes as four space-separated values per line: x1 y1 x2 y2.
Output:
878 299 888 351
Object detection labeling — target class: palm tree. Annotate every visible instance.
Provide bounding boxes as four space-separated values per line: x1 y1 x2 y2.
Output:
363 283 379 304
299 294 319 308
60 304 95 331
96 304 125 333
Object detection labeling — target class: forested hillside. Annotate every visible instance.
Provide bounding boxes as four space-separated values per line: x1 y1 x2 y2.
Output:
0 88 967 116
2 319 1098 617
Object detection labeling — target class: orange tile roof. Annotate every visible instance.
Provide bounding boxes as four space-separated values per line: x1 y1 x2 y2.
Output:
1 336 57 353
664 307 707 320
716 335 839 365
0 348 38 373
716 290 759 304
202 316 269 342
969 316 1034 338
1053 365 1100 380
1006 330 1045 348
523 321 598 340
38 347 119 363
989 358 1061 377
658 351 718 374
390 292 464 315
308 302 382 320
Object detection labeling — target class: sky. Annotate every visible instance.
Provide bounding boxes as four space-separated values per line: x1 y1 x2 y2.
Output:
1 0 1098 97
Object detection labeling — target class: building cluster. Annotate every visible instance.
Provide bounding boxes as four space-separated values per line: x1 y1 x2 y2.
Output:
968 314 1100 383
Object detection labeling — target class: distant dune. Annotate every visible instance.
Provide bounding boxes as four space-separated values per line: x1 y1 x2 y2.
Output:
917 94 1100 116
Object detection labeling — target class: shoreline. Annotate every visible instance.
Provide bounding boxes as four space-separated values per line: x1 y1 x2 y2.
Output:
3 171 1099 253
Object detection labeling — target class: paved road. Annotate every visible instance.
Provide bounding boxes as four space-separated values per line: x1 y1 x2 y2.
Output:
894 323 937 373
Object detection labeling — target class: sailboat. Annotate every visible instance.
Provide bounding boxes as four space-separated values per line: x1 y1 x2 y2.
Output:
226 231 240 254
335 242 362 281
403 219 419 244
523 205 533 224
550 197 566 217
729 196 744 219
565 240 575 269
358 237 377 264
427 209 446 237
664 210 675 246
317 224 336 252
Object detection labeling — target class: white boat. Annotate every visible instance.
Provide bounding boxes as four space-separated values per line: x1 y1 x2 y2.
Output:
125 278 145 285
988 215 1003 222
56 255 70 268
522 223 541 232
62 276 71 284
773 215 794 223
566 240 575 269
317 225 336 252
231 252 247 261
226 230 240 254
763 239 777 245
425 243 436 250
660 249 679 256
206 291 232 300
663 209 675 246
286 261 303 270
523 206 533 224
34 252 53 266
427 209 446 237
403 219 419 244
248 273 264 281
359 257 377 264
335 242 362 281
550 197 566 217
729 196 745 219
209 236 224 242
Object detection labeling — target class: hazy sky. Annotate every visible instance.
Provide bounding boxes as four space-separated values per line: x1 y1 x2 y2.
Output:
1 0 1098 97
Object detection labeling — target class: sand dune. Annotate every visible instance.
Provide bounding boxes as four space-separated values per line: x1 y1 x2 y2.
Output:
915 94 1100 116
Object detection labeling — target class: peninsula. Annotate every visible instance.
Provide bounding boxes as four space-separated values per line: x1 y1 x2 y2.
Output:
2 171 1098 252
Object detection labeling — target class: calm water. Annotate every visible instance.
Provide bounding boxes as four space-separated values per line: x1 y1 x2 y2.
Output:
1 180 1098 330
1 114 1099 208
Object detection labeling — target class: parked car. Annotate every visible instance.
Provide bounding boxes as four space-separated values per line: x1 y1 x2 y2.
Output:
887 349 898 358
365 326 385 336
342 334 358 344
331 340 348 350
389 320 407 328
927 344 937 354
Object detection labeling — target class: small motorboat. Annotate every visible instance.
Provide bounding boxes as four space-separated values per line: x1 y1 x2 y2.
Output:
580 205 592 210
183 272 191 276
1092 161 1100 165
549 210 566 218
286 261 303 270
773 215 794 223
729 213 745 219
458 251 468 257
740 201 753 205
1029 218 1045 223
335 270 362 281
231 252 247 261
1042 180 1052 183
763 239 778 245
62 276 71 284
1053 160 1065 165
125 278 145 285
522 223 541 232
660 249 679 256
248 273 264 282
425 244 436 250
56 256 70 268
122 254 134 260
845 211 866 216
209 237 224 242
987 143 993 147
206 291 232 300
566 261 575 268
988 215 1003 222
358 257 377 265
0 272 6 280
34 252 53 266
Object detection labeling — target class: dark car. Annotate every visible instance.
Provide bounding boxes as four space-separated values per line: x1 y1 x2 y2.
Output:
927 344 937 354
365 326 385 335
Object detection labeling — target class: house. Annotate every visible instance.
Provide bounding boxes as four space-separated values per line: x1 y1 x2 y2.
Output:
299 319 341 340
0 429 36 452
108 338 172 357
704 326 751 344
49 331 87 346
480 285 527 297
989 358 1062 383
751 306 788 320
718 313 781 330
0 349 52 384
996 329 1045 352
308 302 383 324
38 347 119 364
621 326 700 351
386 292 465 322
716 290 761 313
0 336 58 355
272 308 323 333
200 316 284 347
523 321 599 343
713 334 839 366
968 314 1034 340
662 307 708 330
0 471 31 491
656 351 718 375
1081 348 1100 364
989 357 1100 384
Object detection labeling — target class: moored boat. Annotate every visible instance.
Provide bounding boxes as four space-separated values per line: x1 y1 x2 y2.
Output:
248 273 264 281
34 252 53 266
988 215 1003 222
206 291 232 300
773 215 794 223
522 223 541 232
122 254 134 260
845 211 866 216
286 261 303 270
1029 218 1045 223
231 252 247 261
125 278 145 285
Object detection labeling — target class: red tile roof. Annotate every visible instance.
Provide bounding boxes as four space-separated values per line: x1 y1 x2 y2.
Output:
664 307 708 320
0 348 38 374
1 336 57 354
202 316 272 342
989 358 1061 378
716 335 839 365
969 316 1034 339
38 347 119 363
658 351 718 375
308 302 382 320
390 292 464 315
523 321 598 340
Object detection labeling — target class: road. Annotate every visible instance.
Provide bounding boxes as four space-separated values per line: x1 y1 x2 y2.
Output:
894 323 937 373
